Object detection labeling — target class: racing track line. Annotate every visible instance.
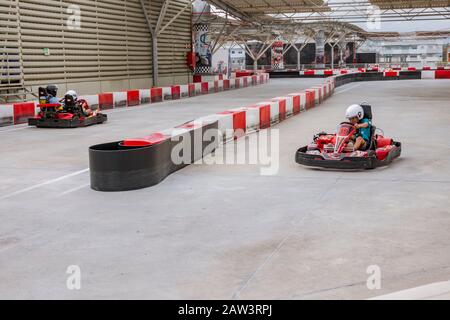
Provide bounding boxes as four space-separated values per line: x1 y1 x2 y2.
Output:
0 168 89 201
333 83 362 95
231 175 343 300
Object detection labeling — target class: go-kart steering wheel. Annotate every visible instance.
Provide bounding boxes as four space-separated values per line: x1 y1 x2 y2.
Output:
340 121 356 127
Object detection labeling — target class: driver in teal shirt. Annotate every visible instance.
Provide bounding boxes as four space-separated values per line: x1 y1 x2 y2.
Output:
345 104 372 151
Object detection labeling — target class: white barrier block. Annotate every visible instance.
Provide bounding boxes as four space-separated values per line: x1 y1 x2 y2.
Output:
421 70 435 79
162 87 172 100
194 83 202 95
217 80 224 91
180 85 189 98
299 92 307 112
208 81 216 93
80 95 99 109
113 92 127 108
139 89 151 103
197 113 234 142
0 104 14 126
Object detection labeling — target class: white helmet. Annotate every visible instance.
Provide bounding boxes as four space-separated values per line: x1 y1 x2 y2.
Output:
66 90 78 101
346 104 364 120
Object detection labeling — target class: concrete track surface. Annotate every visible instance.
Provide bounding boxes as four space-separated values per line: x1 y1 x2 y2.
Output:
0 79 449 299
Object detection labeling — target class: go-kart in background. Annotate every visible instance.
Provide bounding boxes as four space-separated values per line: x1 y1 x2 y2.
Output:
0 73 269 127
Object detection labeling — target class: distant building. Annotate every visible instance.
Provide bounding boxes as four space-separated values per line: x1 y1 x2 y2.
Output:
229 48 246 70
359 39 448 68
212 47 246 73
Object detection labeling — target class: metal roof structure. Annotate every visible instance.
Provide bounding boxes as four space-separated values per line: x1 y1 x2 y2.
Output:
208 0 450 23
201 0 450 69
204 0 450 53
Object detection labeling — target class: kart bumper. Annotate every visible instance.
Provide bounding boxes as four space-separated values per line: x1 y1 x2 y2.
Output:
295 142 401 170
28 114 107 128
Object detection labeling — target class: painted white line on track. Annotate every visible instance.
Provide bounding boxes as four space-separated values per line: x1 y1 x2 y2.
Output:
0 169 89 201
334 83 362 95
0 125 29 133
58 183 90 197
369 281 450 300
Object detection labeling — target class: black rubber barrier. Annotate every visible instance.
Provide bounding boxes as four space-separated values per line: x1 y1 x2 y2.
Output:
399 71 422 80
334 71 422 87
269 70 301 78
89 120 219 191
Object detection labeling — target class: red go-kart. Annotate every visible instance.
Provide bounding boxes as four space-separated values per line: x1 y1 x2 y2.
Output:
296 105 401 170
29 88 107 128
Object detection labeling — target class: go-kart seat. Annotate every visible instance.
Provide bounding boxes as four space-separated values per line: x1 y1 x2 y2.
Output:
359 103 375 151
360 103 372 120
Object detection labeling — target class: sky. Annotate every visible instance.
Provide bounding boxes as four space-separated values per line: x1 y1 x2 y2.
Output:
355 20 450 33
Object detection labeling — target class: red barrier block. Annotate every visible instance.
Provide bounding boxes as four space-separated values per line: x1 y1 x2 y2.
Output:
151 88 163 103
305 90 315 110
393 67 402 71
13 102 35 124
273 98 286 122
408 67 416 71
423 66 431 70
236 71 251 78
243 77 249 87
219 110 247 139
304 70 315 76
223 79 230 91
437 66 445 70
340 70 348 74
219 74 224 80
435 69 450 79
127 90 140 107
122 132 168 148
384 71 398 77
260 74 264 83
171 85 181 100
324 70 333 76
201 82 209 94
252 75 258 85
259 104 271 129
235 78 241 89
99 93 114 110
188 84 196 97
288 94 301 115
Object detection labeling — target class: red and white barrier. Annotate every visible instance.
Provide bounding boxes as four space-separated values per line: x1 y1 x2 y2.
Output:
273 96 294 118
0 102 35 127
257 101 279 125
80 94 100 109
271 97 289 121
0 104 14 127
